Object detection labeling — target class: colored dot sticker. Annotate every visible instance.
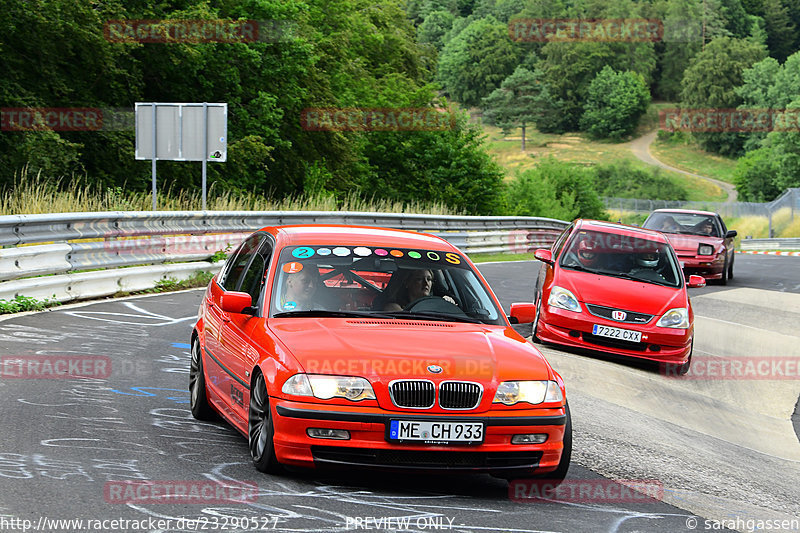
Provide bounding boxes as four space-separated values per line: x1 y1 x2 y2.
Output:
390 250 404 257
408 251 421 259
316 248 332 256
292 247 315 259
333 247 351 257
375 248 388 256
354 247 371 257
282 262 304 274
283 301 297 310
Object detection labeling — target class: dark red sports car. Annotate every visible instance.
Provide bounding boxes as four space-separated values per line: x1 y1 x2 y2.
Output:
642 209 737 284
524 220 705 374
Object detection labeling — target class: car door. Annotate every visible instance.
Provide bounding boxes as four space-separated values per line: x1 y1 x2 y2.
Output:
538 224 573 304
220 237 274 426
203 233 265 415
717 215 736 263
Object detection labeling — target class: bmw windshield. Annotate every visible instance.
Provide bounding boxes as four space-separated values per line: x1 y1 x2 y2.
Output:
269 245 505 325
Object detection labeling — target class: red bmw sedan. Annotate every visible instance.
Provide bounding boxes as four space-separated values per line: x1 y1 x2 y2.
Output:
642 209 737 284
190 225 571 482
527 220 706 374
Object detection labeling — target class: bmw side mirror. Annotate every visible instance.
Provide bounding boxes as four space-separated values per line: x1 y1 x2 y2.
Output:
725 230 737 238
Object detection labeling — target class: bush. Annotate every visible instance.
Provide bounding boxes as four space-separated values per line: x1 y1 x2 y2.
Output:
594 160 688 201
580 66 651 140
505 157 607 220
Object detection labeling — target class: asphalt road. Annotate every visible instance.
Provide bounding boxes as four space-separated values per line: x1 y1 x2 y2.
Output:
0 253 797 533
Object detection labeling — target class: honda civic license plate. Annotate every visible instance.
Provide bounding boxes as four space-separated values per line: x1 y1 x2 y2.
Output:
592 324 642 343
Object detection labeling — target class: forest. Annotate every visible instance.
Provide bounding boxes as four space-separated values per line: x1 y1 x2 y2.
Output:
1 0 798 217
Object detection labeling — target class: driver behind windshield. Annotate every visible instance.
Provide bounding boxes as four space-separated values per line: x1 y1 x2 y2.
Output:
383 268 455 311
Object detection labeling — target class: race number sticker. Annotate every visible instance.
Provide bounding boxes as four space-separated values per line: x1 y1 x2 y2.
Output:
292 247 315 259
282 262 304 274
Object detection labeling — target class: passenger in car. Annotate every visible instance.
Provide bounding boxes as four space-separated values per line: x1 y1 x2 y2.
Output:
280 265 324 311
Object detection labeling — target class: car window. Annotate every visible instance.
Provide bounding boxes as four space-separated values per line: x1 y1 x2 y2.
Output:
552 223 574 260
559 230 682 287
236 240 273 307
217 233 265 291
643 213 720 237
270 245 504 324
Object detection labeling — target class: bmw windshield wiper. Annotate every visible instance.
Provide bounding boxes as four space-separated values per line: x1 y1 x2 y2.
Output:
381 311 483 324
273 310 396 319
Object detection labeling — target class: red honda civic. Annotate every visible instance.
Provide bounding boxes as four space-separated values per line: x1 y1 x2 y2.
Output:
528 220 706 374
190 225 571 482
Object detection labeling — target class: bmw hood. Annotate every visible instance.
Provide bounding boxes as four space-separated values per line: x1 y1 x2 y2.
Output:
268 319 553 383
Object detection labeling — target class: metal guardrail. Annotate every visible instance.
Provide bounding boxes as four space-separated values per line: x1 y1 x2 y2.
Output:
0 211 569 304
740 238 800 251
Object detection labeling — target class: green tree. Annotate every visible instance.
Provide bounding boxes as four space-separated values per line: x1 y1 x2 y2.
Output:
762 0 796 61
733 146 781 200
418 10 456 51
655 0 703 100
481 67 540 150
536 41 656 132
680 36 767 154
357 113 506 215
580 66 651 140
437 16 521 107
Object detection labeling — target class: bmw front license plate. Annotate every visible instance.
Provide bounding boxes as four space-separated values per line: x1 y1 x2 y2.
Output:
592 324 642 343
388 420 484 445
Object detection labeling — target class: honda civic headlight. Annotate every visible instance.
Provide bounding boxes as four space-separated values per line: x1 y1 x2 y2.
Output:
657 308 690 329
282 374 376 401
548 286 581 313
493 380 562 406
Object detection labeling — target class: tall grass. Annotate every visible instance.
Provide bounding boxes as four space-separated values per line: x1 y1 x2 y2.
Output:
0 169 459 216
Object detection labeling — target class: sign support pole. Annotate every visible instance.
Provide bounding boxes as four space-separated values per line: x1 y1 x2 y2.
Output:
202 102 208 211
151 104 157 211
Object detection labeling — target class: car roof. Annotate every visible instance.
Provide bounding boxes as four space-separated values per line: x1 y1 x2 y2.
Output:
575 219 670 243
651 208 718 217
265 224 457 251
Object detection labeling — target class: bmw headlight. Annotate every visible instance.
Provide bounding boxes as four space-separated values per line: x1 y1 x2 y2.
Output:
548 286 581 313
493 381 562 406
657 308 690 329
697 244 714 256
282 374 376 401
